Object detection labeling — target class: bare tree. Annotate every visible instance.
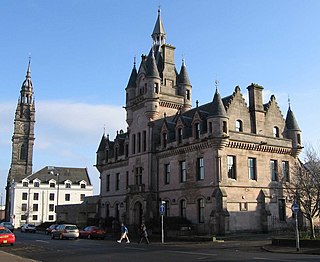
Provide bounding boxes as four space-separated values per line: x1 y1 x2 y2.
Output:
283 146 320 239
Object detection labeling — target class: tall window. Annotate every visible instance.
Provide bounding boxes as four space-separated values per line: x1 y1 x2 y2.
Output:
270 160 278 181
279 199 286 221
227 156 236 179
297 133 301 144
236 120 243 132
106 175 110 192
143 131 147 151
164 163 170 184
135 167 143 185
126 171 129 189
21 203 27 211
20 144 27 160
273 126 279 137
282 161 289 182
197 157 204 180
115 147 119 160
180 160 187 182
248 158 256 180
194 123 200 139
106 203 110 217
198 198 205 223
125 144 129 157
116 173 120 191
115 203 120 220
209 122 213 133
33 215 38 221
33 193 39 201
186 90 190 100
163 132 167 148
22 192 28 200
177 128 183 144
138 132 141 153
132 134 136 154
180 199 186 218
223 121 228 133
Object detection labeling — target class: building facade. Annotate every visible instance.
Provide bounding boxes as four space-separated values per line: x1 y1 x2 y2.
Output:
5 63 93 228
96 10 302 235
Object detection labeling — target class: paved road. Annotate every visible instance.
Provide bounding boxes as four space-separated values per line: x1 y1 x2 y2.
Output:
1 231 320 262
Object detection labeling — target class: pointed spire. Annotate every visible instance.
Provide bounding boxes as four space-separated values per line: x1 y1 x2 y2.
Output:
152 8 166 46
285 105 300 131
146 49 160 78
126 58 138 89
210 88 227 117
178 59 191 85
20 58 33 105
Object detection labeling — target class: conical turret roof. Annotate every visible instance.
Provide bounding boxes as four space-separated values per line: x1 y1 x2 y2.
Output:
146 49 160 78
126 63 137 89
210 89 227 117
285 106 300 131
178 60 191 85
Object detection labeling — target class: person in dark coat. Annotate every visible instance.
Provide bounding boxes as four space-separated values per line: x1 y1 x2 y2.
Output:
139 223 149 244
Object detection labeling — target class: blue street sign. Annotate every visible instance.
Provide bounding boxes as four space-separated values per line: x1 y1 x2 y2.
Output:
291 203 299 213
160 204 165 215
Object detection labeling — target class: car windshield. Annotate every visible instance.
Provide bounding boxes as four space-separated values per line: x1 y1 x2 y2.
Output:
0 228 11 234
65 226 77 230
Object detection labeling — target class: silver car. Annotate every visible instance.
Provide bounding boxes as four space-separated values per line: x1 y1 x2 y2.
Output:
51 224 79 240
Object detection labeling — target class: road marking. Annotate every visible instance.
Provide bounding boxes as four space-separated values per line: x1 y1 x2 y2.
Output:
36 240 50 244
254 257 294 262
169 251 217 257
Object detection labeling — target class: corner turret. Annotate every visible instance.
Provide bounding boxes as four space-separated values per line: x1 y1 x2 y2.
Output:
284 105 302 157
178 59 192 112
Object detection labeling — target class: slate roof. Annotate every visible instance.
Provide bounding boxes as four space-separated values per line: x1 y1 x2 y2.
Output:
26 166 92 185
126 64 137 89
285 106 300 131
178 62 191 85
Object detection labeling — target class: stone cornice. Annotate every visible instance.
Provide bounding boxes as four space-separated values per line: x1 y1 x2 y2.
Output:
227 140 292 154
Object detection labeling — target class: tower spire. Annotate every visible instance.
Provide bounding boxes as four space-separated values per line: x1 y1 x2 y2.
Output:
152 8 166 46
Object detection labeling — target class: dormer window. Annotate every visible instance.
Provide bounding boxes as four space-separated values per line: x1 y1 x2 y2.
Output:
23 182 28 187
236 120 243 132
81 183 86 189
177 128 183 144
273 126 279 137
34 181 40 187
162 132 168 148
65 183 71 189
49 182 55 188
194 123 200 139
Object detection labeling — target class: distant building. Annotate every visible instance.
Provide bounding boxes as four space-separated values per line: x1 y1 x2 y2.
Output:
95 10 302 235
5 62 93 227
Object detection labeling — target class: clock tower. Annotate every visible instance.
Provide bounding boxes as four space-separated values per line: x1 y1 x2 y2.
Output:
5 60 36 220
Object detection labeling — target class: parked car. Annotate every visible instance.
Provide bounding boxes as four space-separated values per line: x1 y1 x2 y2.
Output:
0 222 14 232
21 223 36 233
0 226 15 246
45 224 58 235
79 226 106 239
51 224 79 240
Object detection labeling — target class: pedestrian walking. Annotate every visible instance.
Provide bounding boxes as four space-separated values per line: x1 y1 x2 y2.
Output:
139 223 149 244
117 223 130 243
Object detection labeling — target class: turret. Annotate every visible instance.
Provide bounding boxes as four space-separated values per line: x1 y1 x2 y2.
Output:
178 59 192 112
125 61 137 125
284 105 302 157
152 8 166 47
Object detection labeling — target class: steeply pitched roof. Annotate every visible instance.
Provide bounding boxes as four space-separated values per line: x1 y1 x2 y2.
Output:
126 63 137 89
285 106 300 131
146 49 160 78
152 9 166 41
209 89 227 117
178 61 191 85
26 166 92 185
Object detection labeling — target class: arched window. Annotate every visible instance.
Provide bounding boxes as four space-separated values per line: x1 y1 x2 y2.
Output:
20 144 27 160
235 120 243 132
273 126 279 137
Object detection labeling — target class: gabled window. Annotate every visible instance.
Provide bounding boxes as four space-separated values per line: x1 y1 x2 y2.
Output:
50 182 55 188
194 122 200 139
162 132 168 148
273 126 280 137
80 183 86 189
236 120 243 132
23 182 28 187
34 181 40 187
65 183 71 189
177 128 183 144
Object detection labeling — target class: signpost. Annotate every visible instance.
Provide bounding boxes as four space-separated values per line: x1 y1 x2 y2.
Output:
160 201 165 244
291 202 300 251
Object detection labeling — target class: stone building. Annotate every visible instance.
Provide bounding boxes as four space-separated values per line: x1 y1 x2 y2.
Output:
96 10 302 235
5 62 93 228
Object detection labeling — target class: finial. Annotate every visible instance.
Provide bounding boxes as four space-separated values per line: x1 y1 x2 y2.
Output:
107 134 109 140
182 55 185 66
288 95 291 108
133 56 136 67
215 79 219 91
196 100 199 108
103 125 106 135
158 4 161 14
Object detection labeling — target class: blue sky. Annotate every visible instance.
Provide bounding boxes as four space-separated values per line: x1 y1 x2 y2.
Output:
1 0 319 199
